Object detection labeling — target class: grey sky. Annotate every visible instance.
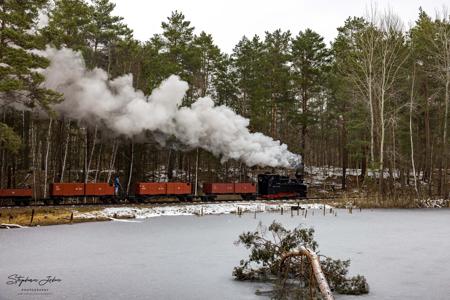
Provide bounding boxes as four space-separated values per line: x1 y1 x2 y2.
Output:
111 0 447 53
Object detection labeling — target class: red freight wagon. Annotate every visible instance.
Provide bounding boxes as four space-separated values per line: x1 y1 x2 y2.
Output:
0 188 32 198
135 182 167 196
85 183 114 196
234 183 256 194
203 183 235 194
50 183 85 197
166 182 191 195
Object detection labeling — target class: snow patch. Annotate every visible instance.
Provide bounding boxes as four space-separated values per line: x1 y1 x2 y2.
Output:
74 202 333 220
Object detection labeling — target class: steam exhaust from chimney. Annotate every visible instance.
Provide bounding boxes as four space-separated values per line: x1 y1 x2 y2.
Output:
41 47 301 168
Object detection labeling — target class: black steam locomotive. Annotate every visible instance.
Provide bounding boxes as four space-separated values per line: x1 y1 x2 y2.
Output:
257 164 307 199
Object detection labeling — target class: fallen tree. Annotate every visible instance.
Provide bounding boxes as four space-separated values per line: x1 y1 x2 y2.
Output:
233 221 369 298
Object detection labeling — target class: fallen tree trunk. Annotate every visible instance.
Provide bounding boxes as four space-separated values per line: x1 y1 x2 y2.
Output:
280 247 334 300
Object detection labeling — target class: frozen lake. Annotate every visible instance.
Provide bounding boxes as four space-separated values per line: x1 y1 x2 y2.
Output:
1 208 450 299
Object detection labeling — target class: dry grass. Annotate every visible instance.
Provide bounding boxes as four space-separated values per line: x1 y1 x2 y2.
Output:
325 193 450 209
0 206 110 227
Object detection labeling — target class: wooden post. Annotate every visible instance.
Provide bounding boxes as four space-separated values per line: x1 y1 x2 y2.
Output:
254 210 256 219
323 204 326 216
70 212 73 224
29 209 34 225
305 210 308 218
194 148 199 197
281 207 283 215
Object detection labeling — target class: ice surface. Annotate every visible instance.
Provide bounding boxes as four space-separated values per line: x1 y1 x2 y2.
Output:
1 209 450 299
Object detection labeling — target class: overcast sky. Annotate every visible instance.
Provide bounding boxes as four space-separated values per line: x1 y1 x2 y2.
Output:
111 0 448 53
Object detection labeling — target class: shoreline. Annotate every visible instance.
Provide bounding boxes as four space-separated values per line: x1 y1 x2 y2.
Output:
1 198 448 228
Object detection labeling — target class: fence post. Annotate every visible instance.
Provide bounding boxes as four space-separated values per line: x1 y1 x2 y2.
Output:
30 209 35 226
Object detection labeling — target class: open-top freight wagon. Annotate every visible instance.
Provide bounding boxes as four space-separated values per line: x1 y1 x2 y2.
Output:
0 171 307 206
202 183 257 201
134 182 193 202
48 183 115 205
0 188 33 206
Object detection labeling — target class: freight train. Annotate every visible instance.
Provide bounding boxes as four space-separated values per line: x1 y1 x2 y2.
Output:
0 170 307 206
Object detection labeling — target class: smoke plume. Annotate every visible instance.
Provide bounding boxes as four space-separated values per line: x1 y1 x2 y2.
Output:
42 47 300 168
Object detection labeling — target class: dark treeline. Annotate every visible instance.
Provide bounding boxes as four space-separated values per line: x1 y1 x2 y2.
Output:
0 0 449 199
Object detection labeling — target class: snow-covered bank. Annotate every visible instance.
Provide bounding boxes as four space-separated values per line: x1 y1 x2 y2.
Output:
74 202 333 220
415 198 449 208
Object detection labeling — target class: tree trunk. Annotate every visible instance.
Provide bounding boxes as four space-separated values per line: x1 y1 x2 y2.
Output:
43 119 53 198
106 140 118 183
194 148 199 196
442 68 449 199
60 121 71 182
94 144 103 182
167 148 174 182
409 65 419 196
360 146 367 183
126 141 134 194
86 125 98 182
424 83 432 196
341 116 348 190
280 248 334 300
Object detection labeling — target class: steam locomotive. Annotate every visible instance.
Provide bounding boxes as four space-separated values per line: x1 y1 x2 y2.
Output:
0 167 306 206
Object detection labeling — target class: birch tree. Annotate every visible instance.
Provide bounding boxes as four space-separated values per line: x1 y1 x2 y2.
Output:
376 11 408 195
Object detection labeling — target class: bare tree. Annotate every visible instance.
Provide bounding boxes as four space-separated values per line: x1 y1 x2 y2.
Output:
433 12 450 199
376 11 408 195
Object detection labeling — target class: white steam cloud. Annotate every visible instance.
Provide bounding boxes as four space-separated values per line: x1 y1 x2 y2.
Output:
42 47 300 168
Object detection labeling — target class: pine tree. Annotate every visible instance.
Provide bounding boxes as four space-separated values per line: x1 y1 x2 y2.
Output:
160 10 196 87
43 0 93 54
192 31 221 98
91 0 133 69
291 29 331 159
0 0 60 152
263 30 293 141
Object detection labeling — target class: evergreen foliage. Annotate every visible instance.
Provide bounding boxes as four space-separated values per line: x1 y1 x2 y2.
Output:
233 221 369 297
0 3 448 199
